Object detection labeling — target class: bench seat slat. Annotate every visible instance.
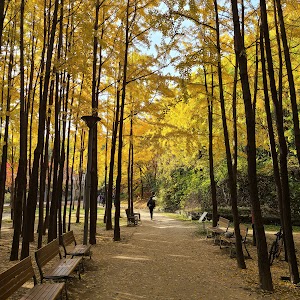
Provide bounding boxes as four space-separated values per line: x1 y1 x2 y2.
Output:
66 244 91 256
20 283 65 300
43 257 82 279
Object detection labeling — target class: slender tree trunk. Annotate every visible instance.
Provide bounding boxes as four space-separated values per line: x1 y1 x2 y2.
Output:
43 151 54 234
114 0 131 241
273 0 287 260
103 104 109 223
127 136 131 213
204 66 217 227
63 76 72 234
260 0 299 284
14 0 29 260
259 24 284 256
106 64 122 230
0 45 13 234
68 117 78 231
130 115 134 214
214 0 245 269
231 0 273 290
0 0 5 48
139 166 144 199
76 130 85 223
275 0 300 166
89 0 101 245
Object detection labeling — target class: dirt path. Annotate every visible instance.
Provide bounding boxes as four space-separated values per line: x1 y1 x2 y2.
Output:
2 210 299 299
68 211 264 300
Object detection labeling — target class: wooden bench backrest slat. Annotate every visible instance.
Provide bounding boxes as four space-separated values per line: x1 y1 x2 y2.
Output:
239 224 248 240
217 217 230 230
0 257 36 300
62 231 76 247
199 212 208 222
35 239 60 268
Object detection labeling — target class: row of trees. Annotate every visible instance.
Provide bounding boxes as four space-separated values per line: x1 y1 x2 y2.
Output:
1 0 300 291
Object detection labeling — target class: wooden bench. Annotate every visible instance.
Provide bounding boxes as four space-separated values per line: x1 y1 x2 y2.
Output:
35 239 82 287
0 256 65 300
61 231 92 260
125 209 140 226
206 216 230 242
220 223 251 258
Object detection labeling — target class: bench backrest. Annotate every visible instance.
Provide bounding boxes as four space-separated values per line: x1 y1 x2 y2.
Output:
62 231 77 247
0 256 37 300
199 211 208 222
35 239 61 269
239 224 248 241
217 217 230 231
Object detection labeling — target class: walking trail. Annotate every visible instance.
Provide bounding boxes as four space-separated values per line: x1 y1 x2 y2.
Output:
68 211 272 300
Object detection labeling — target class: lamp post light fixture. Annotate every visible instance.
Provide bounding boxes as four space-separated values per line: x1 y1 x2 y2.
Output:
81 115 101 245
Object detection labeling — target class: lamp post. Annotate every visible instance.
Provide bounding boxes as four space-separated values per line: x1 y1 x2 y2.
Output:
81 115 100 245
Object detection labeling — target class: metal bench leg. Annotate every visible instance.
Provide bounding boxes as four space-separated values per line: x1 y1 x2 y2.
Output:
64 281 68 300
243 242 251 259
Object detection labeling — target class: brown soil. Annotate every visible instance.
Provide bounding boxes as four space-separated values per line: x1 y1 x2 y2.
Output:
1 210 300 299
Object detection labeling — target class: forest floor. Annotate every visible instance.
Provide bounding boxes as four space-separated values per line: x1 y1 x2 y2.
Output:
1 209 300 299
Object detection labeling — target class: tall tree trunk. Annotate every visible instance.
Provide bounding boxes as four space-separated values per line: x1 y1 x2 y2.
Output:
76 130 85 223
127 135 132 213
231 0 273 290
204 66 217 227
63 75 72 234
259 24 284 260
103 104 109 223
43 150 54 235
260 0 299 284
41 80 54 238
13 0 29 260
106 64 122 230
89 0 101 245
130 114 134 214
0 0 5 48
275 0 300 166
214 0 245 269
0 44 13 234
273 0 287 260
114 0 131 241
68 115 78 231
68 76 84 231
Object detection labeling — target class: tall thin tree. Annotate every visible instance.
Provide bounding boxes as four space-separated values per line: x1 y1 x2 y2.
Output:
260 0 299 284
231 0 273 290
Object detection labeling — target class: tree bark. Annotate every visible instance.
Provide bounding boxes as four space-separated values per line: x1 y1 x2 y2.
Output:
0 42 13 234
106 64 122 230
260 0 299 284
114 0 131 241
16 0 30 259
204 66 217 227
214 0 245 269
231 0 273 290
89 0 101 245
0 0 5 48
275 0 300 167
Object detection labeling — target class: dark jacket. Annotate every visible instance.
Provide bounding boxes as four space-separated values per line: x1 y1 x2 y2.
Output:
147 197 156 209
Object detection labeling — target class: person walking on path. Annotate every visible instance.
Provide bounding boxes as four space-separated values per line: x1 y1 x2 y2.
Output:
147 192 156 220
